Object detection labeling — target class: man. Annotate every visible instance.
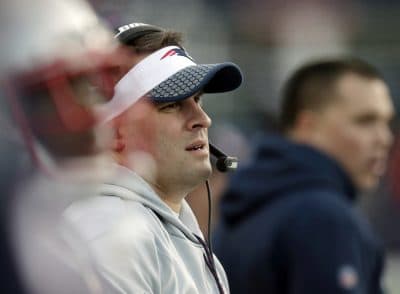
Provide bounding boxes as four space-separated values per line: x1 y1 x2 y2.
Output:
214 58 394 294
65 23 243 293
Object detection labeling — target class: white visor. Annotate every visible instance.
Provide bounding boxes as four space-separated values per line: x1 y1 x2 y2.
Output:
95 45 242 124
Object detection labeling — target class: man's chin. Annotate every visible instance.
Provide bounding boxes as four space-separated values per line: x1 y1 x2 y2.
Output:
192 162 213 182
356 175 380 191
199 164 213 179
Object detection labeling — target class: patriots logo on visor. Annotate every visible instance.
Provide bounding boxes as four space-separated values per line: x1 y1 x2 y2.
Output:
160 48 194 61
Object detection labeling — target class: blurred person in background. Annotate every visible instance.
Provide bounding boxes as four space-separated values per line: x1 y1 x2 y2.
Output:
214 58 394 294
65 22 242 293
0 0 132 293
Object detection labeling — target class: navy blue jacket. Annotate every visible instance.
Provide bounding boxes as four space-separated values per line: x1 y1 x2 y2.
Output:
214 135 385 294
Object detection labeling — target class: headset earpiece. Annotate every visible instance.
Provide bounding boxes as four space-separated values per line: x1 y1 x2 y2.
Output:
115 22 164 45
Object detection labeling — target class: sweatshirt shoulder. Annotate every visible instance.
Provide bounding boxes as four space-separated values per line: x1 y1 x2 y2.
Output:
64 195 163 242
277 189 358 238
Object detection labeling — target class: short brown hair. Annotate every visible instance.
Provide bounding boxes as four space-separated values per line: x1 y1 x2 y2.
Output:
122 30 183 54
280 58 383 132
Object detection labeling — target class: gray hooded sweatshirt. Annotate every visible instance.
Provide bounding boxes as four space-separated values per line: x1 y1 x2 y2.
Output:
64 164 229 294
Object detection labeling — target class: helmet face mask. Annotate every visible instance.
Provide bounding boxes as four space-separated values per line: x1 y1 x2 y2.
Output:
7 47 133 164
0 0 130 170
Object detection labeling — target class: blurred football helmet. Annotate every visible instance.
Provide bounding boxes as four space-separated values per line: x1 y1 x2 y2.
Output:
1 0 132 171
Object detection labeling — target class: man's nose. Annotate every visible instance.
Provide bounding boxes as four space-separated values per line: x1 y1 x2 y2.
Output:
186 100 212 130
377 123 394 150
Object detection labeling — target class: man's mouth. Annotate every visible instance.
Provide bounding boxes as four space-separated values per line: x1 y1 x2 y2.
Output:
185 141 207 152
369 158 387 176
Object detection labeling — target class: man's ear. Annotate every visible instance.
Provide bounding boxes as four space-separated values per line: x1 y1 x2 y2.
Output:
112 120 126 153
295 110 317 131
289 110 319 143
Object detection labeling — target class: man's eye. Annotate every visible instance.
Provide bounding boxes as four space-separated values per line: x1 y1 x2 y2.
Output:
160 102 180 111
354 114 377 126
194 95 203 106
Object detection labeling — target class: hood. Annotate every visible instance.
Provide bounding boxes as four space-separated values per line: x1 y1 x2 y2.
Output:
219 134 356 225
100 164 203 243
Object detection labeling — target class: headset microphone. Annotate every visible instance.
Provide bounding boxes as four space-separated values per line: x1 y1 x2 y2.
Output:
209 143 238 172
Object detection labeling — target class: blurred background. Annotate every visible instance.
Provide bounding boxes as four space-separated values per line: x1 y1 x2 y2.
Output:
87 0 400 291
1 0 399 292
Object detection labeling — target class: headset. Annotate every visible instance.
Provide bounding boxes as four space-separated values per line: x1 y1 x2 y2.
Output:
115 22 238 173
